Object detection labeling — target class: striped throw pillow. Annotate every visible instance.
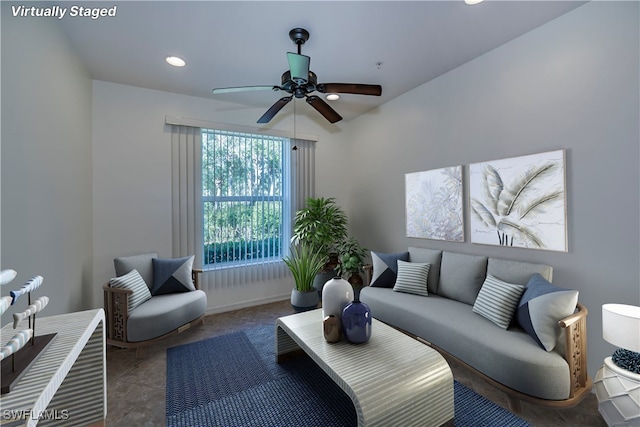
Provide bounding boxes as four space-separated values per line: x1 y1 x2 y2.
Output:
109 269 152 311
472 274 525 329
393 260 430 297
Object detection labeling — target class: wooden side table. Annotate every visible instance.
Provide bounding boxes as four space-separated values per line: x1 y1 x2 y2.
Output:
1 309 106 427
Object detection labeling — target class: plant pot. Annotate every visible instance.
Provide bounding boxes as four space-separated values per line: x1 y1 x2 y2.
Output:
313 269 336 298
290 289 319 312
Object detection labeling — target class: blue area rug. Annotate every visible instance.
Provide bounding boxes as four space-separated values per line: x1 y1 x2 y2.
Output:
167 325 532 427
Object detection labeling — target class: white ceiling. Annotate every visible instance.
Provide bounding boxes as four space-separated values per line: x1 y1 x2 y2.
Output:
59 1 585 123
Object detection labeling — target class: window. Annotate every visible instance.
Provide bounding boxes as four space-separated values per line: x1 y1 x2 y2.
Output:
201 129 290 267
169 120 315 288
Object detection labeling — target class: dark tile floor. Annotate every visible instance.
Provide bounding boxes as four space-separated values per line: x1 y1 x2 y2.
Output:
106 300 606 426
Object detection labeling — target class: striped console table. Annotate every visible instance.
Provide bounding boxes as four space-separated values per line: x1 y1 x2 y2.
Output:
276 309 454 427
1 309 106 427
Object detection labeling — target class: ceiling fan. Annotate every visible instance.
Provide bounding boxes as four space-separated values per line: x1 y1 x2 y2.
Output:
211 28 382 124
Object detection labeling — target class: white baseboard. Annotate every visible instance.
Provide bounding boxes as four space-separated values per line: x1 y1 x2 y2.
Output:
205 293 290 315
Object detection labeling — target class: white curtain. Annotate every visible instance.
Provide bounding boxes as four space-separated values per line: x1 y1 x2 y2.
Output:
292 138 316 213
171 125 202 263
170 124 315 290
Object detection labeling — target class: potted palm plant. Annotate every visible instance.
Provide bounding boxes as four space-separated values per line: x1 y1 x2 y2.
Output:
283 244 325 312
292 197 348 295
337 237 368 297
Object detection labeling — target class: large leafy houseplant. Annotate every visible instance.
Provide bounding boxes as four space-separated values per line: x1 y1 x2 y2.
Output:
292 197 349 271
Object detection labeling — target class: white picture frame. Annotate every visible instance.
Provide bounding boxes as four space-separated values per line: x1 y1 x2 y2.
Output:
469 149 567 252
405 166 464 242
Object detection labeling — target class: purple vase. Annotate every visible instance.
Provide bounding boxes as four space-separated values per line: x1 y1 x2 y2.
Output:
341 299 372 344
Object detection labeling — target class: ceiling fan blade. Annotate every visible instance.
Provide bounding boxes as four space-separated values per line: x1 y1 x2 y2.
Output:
287 52 310 83
212 85 278 94
318 83 382 96
306 95 342 124
257 96 293 124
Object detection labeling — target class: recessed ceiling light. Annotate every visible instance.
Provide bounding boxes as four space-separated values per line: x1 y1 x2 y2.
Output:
166 56 186 67
326 94 340 101
465 0 484 4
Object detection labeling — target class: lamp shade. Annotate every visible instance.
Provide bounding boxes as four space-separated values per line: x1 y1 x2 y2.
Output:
602 304 640 352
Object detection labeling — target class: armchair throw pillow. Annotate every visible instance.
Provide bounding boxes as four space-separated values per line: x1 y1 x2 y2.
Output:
151 256 195 295
109 269 152 311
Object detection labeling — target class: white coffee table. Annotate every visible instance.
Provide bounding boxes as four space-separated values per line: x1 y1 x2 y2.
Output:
275 309 454 427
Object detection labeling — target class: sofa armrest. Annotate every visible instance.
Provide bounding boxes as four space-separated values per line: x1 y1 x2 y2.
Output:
103 283 132 343
192 269 203 290
558 303 589 398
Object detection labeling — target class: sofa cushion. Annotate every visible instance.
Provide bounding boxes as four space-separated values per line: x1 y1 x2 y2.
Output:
393 260 430 297
109 269 152 311
516 273 579 351
127 290 207 342
360 286 571 400
472 275 525 329
408 247 442 294
151 256 195 295
438 252 487 305
370 251 409 288
114 252 158 288
487 258 553 285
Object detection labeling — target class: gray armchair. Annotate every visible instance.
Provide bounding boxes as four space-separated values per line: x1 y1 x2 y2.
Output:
103 252 207 357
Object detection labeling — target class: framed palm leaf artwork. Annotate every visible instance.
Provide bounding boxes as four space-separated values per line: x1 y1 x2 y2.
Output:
469 149 567 252
405 165 464 242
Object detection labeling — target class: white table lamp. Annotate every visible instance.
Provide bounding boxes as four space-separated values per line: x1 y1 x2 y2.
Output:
594 304 640 427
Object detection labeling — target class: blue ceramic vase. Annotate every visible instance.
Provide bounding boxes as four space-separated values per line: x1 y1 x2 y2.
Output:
341 298 372 344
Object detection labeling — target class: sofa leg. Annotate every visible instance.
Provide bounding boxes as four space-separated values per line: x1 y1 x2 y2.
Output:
507 395 523 414
135 347 146 359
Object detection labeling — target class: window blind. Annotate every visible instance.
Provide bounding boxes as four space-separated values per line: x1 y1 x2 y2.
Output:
170 124 315 290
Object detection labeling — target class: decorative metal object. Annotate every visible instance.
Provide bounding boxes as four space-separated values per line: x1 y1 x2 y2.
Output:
323 315 342 343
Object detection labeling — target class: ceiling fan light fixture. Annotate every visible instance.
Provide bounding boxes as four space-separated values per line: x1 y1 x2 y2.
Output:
211 27 382 124
166 56 186 67
464 0 484 4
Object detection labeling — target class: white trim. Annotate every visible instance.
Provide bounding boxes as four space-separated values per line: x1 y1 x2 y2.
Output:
205 294 290 315
165 115 318 142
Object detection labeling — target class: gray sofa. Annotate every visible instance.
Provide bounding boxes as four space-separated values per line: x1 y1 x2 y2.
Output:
360 247 591 411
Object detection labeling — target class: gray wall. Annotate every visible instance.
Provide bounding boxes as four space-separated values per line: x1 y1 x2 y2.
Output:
1 4 94 317
90 80 344 313
343 1 639 378
1 1 637 382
